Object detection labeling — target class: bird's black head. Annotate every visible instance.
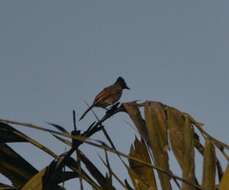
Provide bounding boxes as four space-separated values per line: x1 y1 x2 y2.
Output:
116 77 130 89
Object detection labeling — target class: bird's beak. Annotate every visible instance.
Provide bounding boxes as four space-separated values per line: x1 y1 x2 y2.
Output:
126 86 130 90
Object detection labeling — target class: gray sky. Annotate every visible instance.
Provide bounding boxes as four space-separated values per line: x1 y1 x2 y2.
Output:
0 1 228 189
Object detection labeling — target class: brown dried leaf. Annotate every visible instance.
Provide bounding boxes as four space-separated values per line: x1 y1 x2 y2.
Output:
123 102 148 142
167 107 186 169
167 107 196 190
21 168 46 190
182 116 195 190
129 137 157 190
128 168 150 190
219 165 229 190
21 162 67 190
202 138 216 190
144 101 171 190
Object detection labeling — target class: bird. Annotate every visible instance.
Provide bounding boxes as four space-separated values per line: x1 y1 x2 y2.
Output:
79 77 129 120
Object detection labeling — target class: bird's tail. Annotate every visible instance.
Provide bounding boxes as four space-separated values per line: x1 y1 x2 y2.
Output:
79 104 94 120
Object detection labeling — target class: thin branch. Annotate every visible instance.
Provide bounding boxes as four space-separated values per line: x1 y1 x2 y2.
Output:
98 154 128 190
73 110 77 131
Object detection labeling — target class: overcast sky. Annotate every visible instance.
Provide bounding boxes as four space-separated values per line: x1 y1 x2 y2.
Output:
0 1 228 189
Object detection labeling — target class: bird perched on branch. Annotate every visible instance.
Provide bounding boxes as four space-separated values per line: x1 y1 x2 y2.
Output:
79 77 130 120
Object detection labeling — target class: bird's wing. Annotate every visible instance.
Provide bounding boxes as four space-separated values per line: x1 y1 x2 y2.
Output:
94 86 121 106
